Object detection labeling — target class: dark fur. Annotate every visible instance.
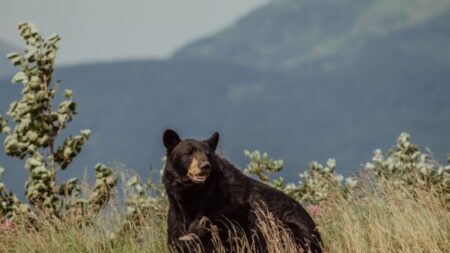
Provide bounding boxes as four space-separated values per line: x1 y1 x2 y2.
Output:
162 129 323 252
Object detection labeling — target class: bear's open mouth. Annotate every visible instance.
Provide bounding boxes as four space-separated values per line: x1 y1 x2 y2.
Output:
188 173 208 183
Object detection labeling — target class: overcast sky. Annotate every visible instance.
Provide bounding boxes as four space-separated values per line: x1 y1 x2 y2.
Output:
0 0 269 66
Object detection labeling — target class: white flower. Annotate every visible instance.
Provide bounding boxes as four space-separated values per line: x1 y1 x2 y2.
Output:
285 183 297 191
345 177 358 188
327 159 336 168
365 162 375 170
334 175 344 183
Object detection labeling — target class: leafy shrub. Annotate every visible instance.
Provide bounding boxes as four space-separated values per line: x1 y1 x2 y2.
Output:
365 132 450 202
294 159 357 205
124 172 166 224
107 164 167 242
0 22 117 221
244 150 357 205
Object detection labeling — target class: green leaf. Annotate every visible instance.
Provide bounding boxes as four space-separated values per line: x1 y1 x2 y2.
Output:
27 131 38 142
28 157 41 167
33 165 47 173
6 52 20 59
17 21 27 30
63 147 73 159
24 46 37 60
67 177 78 185
28 76 41 89
46 51 56 60
106 177 117 186
47 33 60 43
127 176 139 186
57 114 67 125
80 129 91 137
27 22 38 35
11 71 28 84
64 89 73 99
0 115 9 133
10 56 22 66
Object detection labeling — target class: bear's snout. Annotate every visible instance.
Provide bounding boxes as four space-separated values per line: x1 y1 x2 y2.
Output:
187 156 211 183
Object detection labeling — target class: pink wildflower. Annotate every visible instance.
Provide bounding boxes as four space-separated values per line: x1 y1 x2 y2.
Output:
308 205 323 217
0 220 16 233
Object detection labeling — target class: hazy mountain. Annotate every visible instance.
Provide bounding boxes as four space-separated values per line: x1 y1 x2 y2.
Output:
173 0 450 72
0 39 18 78
1 0 449 197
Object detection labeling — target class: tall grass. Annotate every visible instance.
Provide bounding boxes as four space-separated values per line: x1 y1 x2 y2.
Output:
318 178 449 253
1 176 448 253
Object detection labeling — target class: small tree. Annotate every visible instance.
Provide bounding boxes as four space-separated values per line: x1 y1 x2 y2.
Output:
0 22 117 220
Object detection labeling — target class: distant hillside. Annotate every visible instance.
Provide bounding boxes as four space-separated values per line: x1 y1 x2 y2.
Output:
173 0 450 72
1 0 450 197
0 39 18 78
1 57 449 196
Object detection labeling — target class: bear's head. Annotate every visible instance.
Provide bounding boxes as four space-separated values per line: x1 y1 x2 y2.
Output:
163 129 219 184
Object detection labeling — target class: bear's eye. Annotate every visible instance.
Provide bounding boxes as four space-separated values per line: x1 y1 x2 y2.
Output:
185 149 194 156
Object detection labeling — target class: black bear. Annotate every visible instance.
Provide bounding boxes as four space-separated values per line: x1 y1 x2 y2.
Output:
162 129 323 252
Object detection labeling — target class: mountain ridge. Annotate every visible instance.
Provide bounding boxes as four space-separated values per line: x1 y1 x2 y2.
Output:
173 0 450 71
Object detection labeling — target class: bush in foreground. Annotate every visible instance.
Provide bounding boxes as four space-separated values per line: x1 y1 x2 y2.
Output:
1 133 448 253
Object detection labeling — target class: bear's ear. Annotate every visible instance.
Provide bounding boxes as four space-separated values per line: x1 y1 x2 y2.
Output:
163 129 181 151
205 132 219 152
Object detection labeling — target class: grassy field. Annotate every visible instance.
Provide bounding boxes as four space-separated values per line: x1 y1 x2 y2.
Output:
1 175 448 253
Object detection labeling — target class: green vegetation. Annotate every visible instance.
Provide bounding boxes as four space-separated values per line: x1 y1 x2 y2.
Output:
1 133 448 252
244 150 357 205
244 132 449 207
1 22 449 253
0 22 117 221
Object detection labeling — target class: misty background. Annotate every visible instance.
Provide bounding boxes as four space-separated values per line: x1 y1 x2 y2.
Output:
1 0 449 197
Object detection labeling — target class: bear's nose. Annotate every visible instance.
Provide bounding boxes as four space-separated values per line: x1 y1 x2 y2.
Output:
200 161 211 172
